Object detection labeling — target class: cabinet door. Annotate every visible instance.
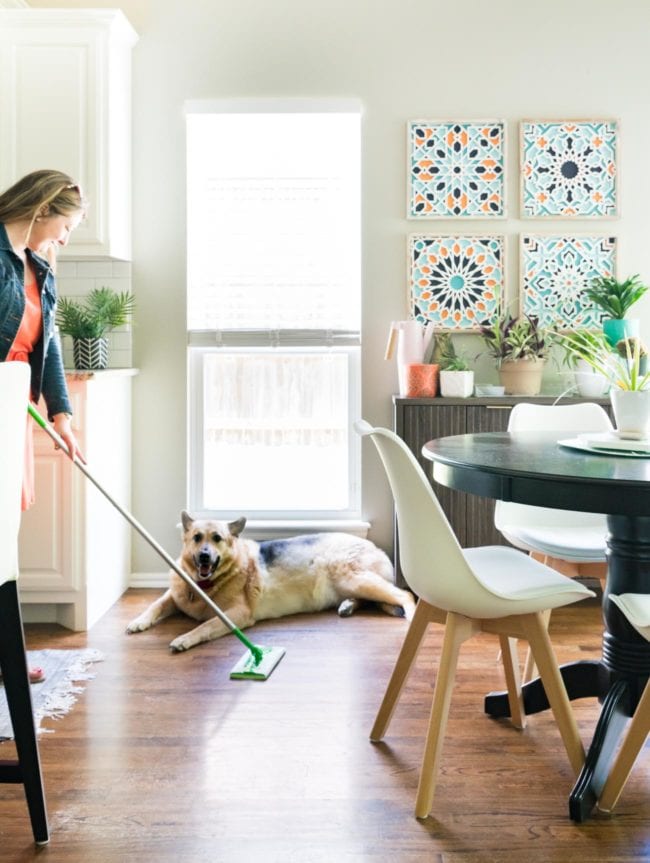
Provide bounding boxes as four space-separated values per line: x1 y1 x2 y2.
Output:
0 9 137 259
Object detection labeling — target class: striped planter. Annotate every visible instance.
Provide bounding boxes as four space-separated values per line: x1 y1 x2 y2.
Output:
72 337 109 370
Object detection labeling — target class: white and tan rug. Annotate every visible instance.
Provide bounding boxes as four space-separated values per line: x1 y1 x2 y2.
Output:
0 648 104 740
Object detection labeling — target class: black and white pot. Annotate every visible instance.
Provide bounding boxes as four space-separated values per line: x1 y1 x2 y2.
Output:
72 337 109 370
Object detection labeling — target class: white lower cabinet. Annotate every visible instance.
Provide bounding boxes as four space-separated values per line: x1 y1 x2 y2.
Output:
19 370 136 630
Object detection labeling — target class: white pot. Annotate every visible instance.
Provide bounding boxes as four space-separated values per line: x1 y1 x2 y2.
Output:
440 370 474 398
574 360 609 397
610 388 650 438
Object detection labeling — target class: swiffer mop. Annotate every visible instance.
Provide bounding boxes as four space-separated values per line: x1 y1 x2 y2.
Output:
27 404 285 680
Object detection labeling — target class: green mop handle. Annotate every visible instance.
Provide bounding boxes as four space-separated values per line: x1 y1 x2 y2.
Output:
27 404 263 663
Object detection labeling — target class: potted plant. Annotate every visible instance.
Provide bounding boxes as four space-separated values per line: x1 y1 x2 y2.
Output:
556 329 650 437
583 274 649 347
439 351 474 398
479 312 552 395
554 327 610 397
57 287 135 370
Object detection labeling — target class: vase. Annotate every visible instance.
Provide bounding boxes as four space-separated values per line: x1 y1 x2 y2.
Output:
498 358 545 396
573 359 609 397
610 388 650 438
73 337 108 370
439 370 474 398
603 317 640 349
404 363 439 397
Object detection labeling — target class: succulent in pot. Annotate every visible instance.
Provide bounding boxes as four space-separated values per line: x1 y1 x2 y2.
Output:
583 274 649 347
479 312 552 395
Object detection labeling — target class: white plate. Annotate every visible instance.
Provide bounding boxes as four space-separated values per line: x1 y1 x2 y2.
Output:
558 437 650 458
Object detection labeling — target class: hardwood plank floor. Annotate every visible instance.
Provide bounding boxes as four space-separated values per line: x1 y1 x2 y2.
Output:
1 589 649 862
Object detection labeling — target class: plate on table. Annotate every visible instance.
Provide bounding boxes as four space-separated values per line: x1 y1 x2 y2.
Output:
558 434 650 458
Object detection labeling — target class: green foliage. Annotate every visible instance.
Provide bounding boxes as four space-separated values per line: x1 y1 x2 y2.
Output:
57 287 136 339
480 313 552 363
555 328 650 391
584 274 649 320
441 353 471 371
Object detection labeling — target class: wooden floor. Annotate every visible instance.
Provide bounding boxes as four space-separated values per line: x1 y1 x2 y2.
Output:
1 589 650 862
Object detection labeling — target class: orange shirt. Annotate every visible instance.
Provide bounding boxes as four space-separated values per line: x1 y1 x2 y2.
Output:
7 259 42 509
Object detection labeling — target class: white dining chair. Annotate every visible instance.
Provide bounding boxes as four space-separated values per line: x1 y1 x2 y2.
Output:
0 362 49 845
356 420 594 819
597 593 650 814
494 402 612 681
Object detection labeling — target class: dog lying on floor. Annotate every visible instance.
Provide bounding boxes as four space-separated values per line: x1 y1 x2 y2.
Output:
126 511 416 653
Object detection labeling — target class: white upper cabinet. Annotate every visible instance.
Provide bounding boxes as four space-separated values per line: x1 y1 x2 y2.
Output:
0 9 138 260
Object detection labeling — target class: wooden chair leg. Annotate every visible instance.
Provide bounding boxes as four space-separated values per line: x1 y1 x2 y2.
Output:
415 613 477 820
522 607 551 684
371 599 435 741
0 581 49 845
521 611 585 777
499 635 525 729
598 679 650 813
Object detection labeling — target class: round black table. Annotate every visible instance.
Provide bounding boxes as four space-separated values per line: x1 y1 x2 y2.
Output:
422 430 650 822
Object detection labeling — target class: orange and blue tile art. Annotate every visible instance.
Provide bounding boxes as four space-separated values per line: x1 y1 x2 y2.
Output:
521 234 617 330
521 121 618 217
409 235 504 331
408 121 505 218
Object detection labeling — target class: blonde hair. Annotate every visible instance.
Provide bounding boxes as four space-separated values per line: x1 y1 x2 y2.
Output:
0 168 87 223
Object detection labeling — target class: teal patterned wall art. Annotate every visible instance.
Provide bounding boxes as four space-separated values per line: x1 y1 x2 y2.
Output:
409 235 504 331
408 120 506 218
521 120 618 217
521 234 617 330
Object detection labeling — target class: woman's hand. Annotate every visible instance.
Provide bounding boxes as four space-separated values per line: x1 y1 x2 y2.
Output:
52 412 86 464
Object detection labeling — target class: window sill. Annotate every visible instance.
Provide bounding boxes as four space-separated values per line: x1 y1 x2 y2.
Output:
244 519 370 541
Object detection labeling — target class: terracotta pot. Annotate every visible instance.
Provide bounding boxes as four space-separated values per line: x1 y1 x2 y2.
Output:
498 358 545 396
404 363 439 397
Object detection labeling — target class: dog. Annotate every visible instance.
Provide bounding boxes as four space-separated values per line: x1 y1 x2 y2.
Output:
126 511 416 653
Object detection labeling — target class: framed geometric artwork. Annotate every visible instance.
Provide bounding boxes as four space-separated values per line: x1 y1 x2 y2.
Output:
408 234 504 331
520 120 618 218
520 234 617 330
408 120 506 218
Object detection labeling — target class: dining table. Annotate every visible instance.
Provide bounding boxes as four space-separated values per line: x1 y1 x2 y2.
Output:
422 429 650 822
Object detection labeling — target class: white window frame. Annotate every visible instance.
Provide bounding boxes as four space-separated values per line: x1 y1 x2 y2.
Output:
185 99 364 531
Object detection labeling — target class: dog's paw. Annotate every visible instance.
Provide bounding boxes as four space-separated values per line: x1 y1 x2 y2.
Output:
125 616 152 634
169 636 190 653
338 598 363 617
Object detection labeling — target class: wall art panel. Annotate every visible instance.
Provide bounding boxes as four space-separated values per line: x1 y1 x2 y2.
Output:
409 234 504 331
408 120 505 218
521 120 618 217
520 234 617 329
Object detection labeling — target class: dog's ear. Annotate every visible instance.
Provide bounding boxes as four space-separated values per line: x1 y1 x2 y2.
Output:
181 511 194 532
228 517 246 537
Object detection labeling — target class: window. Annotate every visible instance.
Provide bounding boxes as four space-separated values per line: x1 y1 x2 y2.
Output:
186 100 361 522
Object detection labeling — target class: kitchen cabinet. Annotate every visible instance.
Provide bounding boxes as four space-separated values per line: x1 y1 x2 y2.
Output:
0 9 138 260
392 395 612 586
19 370 137 630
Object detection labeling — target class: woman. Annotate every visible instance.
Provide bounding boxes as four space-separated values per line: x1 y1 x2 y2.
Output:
0 170 87 682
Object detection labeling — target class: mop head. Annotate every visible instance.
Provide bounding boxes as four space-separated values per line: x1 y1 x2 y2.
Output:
230 645 286 680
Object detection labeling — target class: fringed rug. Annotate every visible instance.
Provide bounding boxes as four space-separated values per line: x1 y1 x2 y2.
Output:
0 648 104 741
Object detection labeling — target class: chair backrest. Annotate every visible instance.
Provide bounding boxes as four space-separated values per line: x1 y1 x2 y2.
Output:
506 401 613 434
0 362 30 587
495 401 613 531
356 420 525 617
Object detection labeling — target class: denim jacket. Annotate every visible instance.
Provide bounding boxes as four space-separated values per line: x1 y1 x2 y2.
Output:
0 222 72 419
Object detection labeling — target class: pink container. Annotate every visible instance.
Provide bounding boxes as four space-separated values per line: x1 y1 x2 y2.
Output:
404 363 440 398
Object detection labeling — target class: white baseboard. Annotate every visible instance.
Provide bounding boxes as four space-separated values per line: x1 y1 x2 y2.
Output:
129 572 168 589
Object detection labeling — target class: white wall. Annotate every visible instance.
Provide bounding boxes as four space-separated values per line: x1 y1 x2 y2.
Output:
30 0 650 572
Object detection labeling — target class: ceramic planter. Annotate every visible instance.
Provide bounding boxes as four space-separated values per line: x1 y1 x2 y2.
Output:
439 370 474 398
603 317 640 348
404 363 439 397
72 337 109 370
573 359 609 397
498 358 545 396
610 388 650 438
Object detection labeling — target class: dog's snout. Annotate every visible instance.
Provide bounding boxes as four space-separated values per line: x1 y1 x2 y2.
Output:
198 550 212 565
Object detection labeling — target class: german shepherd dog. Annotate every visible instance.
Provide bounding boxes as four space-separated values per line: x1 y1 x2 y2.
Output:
126 511 416 653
